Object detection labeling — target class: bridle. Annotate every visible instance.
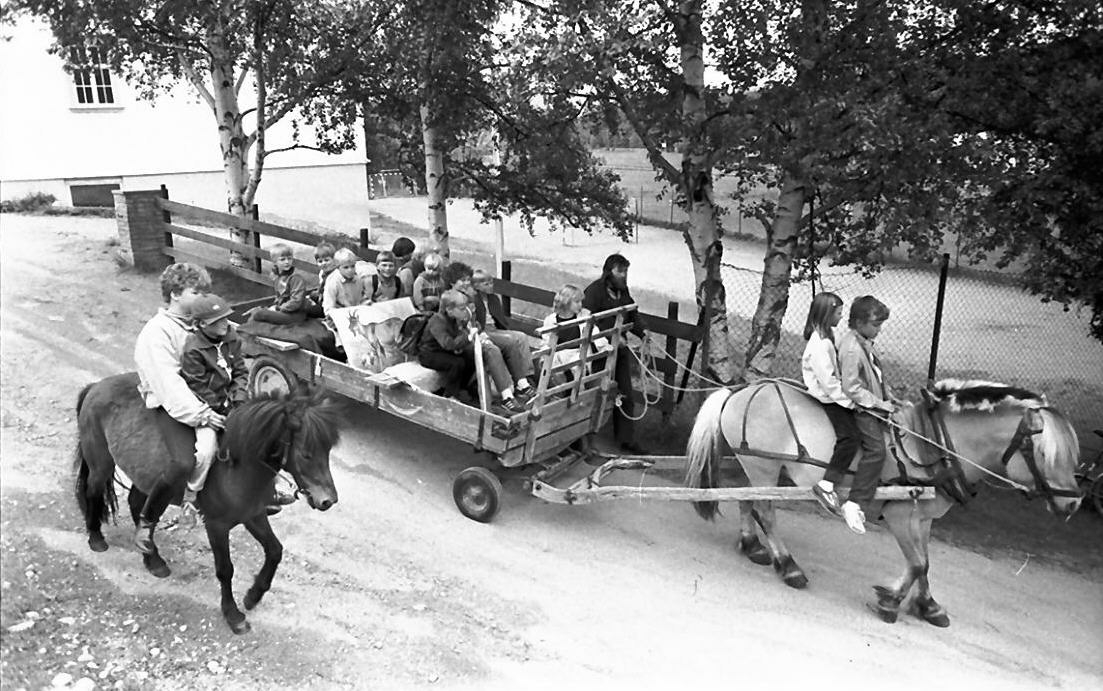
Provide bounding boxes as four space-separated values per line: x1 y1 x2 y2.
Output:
997 407 1082 514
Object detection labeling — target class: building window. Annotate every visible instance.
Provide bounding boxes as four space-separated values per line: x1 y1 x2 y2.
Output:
70 46 114 105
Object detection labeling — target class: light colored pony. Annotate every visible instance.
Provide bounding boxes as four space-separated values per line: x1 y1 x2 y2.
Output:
684 378 1082 627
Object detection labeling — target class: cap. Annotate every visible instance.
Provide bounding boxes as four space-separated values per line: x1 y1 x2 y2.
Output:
190 294 235 326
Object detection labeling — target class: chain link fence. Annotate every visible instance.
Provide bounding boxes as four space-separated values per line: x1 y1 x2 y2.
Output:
720 261 1103 447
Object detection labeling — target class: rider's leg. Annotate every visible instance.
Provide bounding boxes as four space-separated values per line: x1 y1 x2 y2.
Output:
843 412 887 534
140 410 196 548
814 404 860 514
180 425 218 528
479 340 516 400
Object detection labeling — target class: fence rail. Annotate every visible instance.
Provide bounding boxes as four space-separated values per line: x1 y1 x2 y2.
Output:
114 188 703 420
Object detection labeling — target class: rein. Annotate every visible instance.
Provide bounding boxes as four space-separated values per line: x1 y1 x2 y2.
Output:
746 379 1078 511
865 405 1081 513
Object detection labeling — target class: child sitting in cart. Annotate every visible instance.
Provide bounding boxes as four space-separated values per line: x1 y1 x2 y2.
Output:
412 252 446 312
418 290 528 413
542 284 612 386
247 243 309 325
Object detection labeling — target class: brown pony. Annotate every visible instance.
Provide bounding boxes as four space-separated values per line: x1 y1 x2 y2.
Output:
684 378 1082 627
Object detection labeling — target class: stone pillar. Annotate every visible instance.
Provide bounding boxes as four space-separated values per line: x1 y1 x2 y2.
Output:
113 189 170 272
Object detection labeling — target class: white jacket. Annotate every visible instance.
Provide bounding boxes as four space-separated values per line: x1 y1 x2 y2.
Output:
134 308 212 426
801 331 852 408
540 310 612 376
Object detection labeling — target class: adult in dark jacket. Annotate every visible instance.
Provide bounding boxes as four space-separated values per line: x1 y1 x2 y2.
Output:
583 253 649 454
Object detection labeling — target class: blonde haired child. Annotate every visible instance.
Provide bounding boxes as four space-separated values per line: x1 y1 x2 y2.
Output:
412 252 446 311
541 284 611 384
800 292 859 519
248 243 309 324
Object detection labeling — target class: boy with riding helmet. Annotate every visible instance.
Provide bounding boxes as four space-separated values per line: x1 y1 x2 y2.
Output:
178 294 249 527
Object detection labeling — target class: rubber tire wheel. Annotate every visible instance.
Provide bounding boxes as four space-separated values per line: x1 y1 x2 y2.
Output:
248 356 299 398
1091 476 1103 515
452 467 502 523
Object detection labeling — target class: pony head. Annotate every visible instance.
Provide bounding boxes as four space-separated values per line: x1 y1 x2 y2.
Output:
224 387 343 511
930 379 1081 518
281 388 343 511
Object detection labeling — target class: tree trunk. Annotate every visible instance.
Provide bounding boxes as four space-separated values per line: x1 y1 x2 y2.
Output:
678 0 739 385
420 102 450 257
208 28 250 268
744 173 807 379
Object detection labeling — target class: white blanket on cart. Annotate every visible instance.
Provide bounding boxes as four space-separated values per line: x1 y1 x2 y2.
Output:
330 299 447 392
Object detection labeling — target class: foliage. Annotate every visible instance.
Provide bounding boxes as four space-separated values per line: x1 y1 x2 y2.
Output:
925 2 1103 340
11 0 392 210
0 192 56 213
303 0 634 238
520 0 1103 343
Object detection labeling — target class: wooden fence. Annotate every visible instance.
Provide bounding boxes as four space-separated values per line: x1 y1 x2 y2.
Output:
112 188 704 419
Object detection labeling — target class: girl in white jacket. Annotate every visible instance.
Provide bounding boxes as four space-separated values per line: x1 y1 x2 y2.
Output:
541 284 612 385
800 292 860 524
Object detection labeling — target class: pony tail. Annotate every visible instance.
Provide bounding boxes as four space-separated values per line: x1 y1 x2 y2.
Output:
685 389 731 521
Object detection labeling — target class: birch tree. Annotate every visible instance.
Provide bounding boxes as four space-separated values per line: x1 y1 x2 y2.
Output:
307 0 634 257
17 0 391 265
517 1 987 381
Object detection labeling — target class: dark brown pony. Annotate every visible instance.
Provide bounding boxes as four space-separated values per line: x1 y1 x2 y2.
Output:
74 373 342 633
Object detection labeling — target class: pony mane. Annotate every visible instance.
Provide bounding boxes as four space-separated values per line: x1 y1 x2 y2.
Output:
1036 407 1080 479
290 389 343 452
223 396 291 464
929 378 1044 413
222 387 343 464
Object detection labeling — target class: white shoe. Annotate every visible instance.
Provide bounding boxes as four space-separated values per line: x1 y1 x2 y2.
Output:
842 501 866 535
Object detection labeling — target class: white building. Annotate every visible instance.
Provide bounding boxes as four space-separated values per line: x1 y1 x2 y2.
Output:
0 17 368 210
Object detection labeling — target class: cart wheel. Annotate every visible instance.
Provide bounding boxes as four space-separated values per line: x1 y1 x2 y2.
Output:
249 356 299 398
452 467 502 523
1091 477 1103 515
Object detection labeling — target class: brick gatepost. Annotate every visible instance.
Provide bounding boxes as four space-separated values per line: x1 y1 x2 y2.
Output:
113 189 170 272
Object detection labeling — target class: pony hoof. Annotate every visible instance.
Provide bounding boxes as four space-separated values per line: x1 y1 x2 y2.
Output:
142 553 171 579
228 618 252 635
783 573 809 589
243 591 262 611
865 601 898 624
88 535 109 552
738 537 772 566
909 601 951 628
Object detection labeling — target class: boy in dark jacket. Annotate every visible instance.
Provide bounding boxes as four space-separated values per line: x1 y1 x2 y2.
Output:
177 294 249 526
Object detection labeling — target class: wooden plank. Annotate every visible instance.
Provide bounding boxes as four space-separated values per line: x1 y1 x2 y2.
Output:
160 199 325 248
256 336 300 352
162 246 271 287
499 416 594 467
165 223 319 276
530 483 937 505
310 356 515 453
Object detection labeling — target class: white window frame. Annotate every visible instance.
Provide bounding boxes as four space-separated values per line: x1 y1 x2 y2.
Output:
69 45 121 110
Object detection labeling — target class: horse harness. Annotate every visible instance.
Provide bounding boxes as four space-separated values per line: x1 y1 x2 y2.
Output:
893 392 1080 513
730 379 1077 512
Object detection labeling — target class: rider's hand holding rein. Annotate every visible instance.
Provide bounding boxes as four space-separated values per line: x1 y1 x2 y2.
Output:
202 409 226 431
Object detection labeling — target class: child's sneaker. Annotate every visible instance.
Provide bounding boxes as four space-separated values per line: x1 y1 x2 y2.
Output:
498 397 526 414
179 500 200 530
841 501 866 535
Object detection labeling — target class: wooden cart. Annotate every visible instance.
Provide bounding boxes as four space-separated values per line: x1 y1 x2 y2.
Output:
237 304 642 522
